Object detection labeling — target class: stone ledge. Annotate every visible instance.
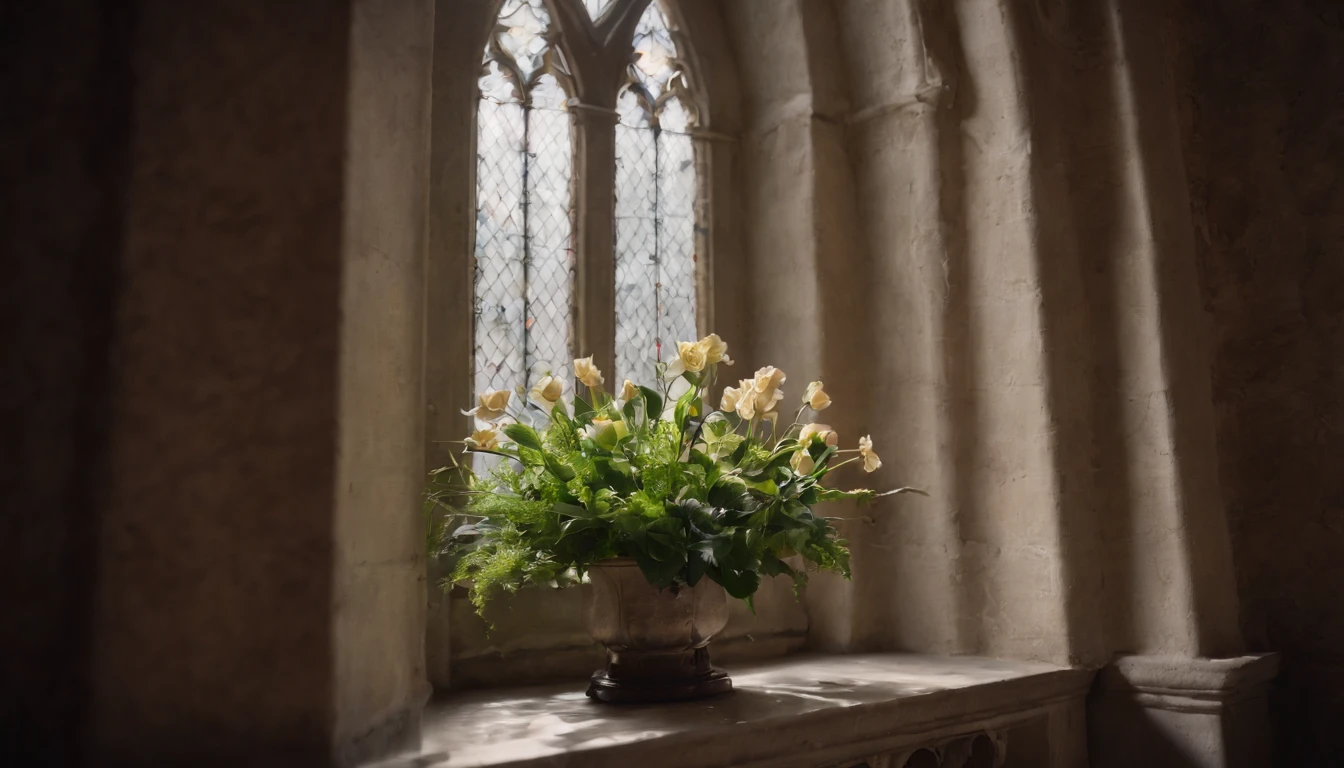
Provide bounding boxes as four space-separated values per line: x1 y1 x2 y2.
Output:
370 653 1094 768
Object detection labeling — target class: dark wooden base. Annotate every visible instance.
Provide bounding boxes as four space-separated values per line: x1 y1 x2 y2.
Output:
586 666 732 704
586 646 733 704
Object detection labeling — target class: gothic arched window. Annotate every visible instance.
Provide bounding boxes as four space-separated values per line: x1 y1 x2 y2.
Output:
473 0 704 404
474 0 577 399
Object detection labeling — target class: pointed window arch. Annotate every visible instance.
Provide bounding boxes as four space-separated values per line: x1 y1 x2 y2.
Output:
474 0 577 400
613 0 700 387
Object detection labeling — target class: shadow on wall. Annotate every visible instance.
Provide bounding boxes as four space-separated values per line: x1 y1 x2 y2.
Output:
1182 0 1344 764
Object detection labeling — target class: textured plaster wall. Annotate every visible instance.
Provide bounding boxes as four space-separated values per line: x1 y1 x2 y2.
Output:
1180 0 1344 763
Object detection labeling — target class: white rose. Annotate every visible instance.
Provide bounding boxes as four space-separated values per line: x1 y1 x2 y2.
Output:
529 375 564 410
698 334 733 366
466 389 512 422
677 340 708 373
466 426 500 450
751 366 786 417
858 434 882 473
573 356 604 389
799 423 839 447
790 450 815 475
804 381 831 411
620 379 639 402
723 378 756 419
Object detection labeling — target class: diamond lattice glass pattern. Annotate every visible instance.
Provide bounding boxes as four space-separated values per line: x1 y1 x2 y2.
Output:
474 100 527 398
614 3 701 388
525 104 574 385
474 0 574 416
657 129 697 353
615 123 660 386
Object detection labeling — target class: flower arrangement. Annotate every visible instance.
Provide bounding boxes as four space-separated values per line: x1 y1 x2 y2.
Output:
427 334 923 615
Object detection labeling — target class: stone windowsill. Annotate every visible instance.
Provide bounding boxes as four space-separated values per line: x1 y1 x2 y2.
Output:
373 653 1094 768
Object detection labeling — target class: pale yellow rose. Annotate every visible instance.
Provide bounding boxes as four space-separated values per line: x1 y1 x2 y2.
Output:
573 356 604 389
720 382 744 412
677 340 708 373
529 374 564 409
790 450 816 474
698 334 733 366
723 378 756 419
466 426 500 450
466 389 512 422
751 366 786 417
620 379 639 402
799 423 839 447
804 381 831 411
858 435 882 473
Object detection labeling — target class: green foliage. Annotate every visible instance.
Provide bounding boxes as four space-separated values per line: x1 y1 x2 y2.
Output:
426 355 923 617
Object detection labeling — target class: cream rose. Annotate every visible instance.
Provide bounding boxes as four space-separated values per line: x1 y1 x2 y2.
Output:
858 435 882 473
723 378 756 419
573 356 604 389
799 423 839 447
804 381 831 411
751 366 786 417
619 379 639 402
466 426 500 450
529 374 563 409
677 340 708 373
467 389 512 422
698 333 733 366
790 450 816 475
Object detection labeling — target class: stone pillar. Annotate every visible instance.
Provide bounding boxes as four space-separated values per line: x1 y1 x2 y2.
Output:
6 1 434 764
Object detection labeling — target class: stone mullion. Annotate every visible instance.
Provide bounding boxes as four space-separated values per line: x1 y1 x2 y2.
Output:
571 104 620 376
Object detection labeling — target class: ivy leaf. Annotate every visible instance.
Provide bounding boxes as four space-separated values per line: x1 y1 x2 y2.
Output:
632 547 684 589
638 386 664 422
711 564 761 600
708 476 749 509
502 423 544 452
542 453 576 482
573 395 594 421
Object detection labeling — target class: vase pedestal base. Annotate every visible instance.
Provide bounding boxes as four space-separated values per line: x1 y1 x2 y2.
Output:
586 647 733 704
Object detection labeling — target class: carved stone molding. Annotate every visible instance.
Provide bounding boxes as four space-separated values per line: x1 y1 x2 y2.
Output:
821 730 1005 768
1089 654 1281 768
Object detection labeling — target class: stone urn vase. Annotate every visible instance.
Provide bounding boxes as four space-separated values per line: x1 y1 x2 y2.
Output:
584 558 732 703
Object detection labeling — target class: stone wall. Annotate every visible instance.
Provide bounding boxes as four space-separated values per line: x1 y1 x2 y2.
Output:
1180 0 1344 764
4 2 434 764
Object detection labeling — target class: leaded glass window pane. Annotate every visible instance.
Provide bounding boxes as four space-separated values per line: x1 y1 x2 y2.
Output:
614 1 700 388
474 0 575 411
